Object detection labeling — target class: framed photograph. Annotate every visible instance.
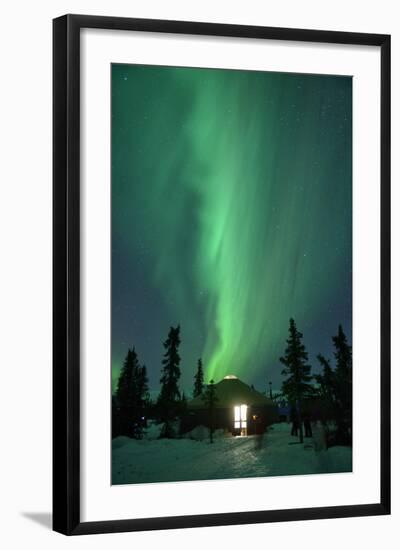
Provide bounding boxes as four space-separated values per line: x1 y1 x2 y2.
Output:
53 14 390 535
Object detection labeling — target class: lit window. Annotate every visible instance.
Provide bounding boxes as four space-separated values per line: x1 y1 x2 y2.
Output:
234 404 248 432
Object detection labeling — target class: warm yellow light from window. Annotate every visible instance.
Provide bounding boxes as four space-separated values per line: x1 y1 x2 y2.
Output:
234 404 247 430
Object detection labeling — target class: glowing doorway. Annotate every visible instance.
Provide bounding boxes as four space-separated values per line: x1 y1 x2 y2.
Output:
234 404 248 436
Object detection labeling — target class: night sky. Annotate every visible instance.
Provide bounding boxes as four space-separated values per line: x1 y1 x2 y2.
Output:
111 64 352 395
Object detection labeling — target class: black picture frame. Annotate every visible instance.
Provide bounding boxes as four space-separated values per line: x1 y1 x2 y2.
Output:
53 14 391 536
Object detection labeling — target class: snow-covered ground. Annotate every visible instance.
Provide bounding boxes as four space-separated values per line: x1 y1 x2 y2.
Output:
112 422 352 485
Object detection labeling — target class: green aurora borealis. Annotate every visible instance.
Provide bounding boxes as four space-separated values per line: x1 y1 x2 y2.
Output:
112 64 352 393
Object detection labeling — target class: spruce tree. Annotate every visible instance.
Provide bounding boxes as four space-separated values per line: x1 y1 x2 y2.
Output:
180 390 187 403
115 347 140 437
157 325 182 437
314 326 352 445
135 364 149 433
315 354 336 402
315 354 337 425
193 358 204 398
112 394 119 439
280 318 313 443
332 325 352 444
202 379 218 443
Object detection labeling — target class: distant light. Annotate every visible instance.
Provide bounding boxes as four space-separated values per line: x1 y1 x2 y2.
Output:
224 374 238 380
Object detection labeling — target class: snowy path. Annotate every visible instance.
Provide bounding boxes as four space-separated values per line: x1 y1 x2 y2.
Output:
112 423 352 485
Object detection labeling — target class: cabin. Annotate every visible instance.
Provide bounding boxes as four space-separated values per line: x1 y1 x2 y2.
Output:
182 375 278 436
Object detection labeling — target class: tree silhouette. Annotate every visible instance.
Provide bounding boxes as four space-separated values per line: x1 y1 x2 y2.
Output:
332 325 352 444
280 318 313 444
202 379 218 443
315 354 336 399
193 358 204 398
314 325 352 445
180 389 188 413
112 394 119 439
314 354 337 426
115 347 148 438
157 325 182 437
136 364 149 429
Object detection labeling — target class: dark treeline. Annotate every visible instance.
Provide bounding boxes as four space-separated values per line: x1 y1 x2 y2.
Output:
279 318 352 447
113 318 352 448
113 324 207 439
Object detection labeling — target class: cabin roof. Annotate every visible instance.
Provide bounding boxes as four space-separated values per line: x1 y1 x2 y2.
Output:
187 376 275 409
